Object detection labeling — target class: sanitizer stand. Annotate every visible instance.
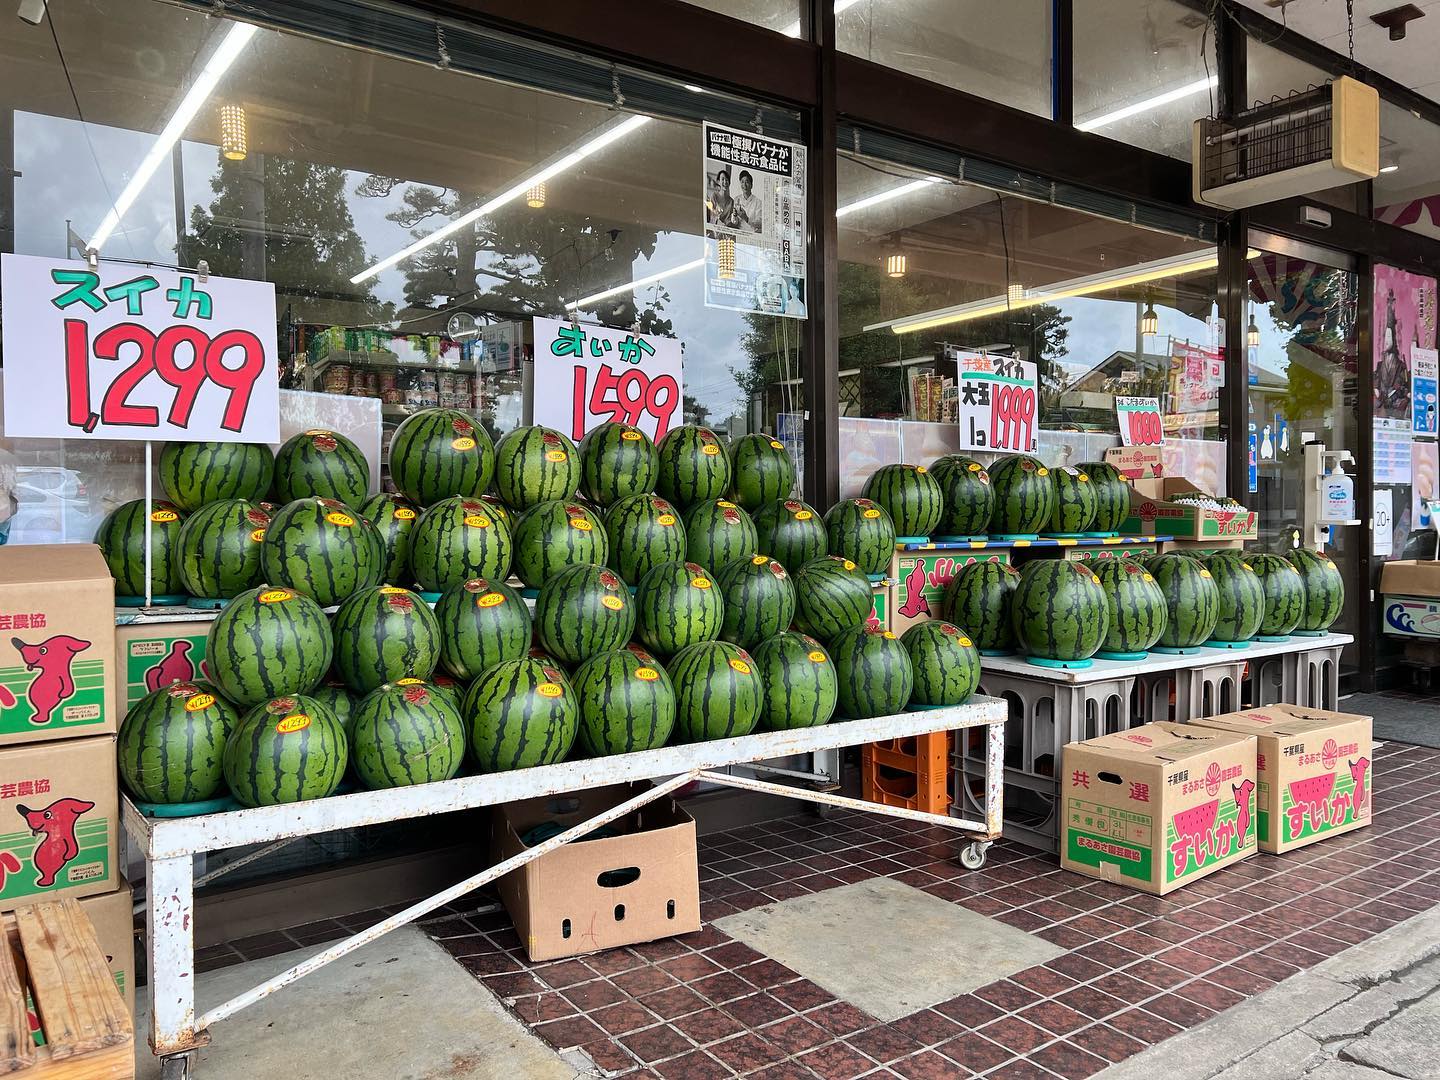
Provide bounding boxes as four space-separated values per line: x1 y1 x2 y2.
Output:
1302 442 1361 551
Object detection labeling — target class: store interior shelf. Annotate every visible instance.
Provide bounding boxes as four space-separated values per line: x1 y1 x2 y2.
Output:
307 352 477 378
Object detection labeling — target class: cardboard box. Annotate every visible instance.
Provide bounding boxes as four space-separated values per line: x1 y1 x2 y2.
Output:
116 620 213 712
1380 559 1440 598
0 736 118 909
868 582 890 632
492 783 700 962
0 545 115 745
1061 722 1257 896
1189 706 1372 853
890 550 1009 634
1116 476 1258 541
80 877 135 1016
1380 562 1440 638
1063 542 1159 563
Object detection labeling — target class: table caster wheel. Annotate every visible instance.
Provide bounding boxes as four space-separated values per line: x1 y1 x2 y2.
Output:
161 1051 196 1080
960 842 988 871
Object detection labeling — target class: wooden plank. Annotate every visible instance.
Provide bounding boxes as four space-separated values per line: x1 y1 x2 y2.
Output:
25 1042 133 1080
16 900 131 1061
0 922 32 1075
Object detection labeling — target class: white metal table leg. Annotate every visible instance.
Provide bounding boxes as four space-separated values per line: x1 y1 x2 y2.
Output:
148 853 203 1057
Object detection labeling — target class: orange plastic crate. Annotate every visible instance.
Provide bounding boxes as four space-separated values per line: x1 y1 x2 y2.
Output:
861 731 951 814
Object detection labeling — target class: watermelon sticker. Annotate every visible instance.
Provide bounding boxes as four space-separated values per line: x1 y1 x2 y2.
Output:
882 631 897 639
723 510 742 524
718 500 737 508
599 570 621 589
1020 459 1034 471
770 440 784 449
657 514 677 526
536 682 564 698
967 462 982 472
386 594 414 611
463 579 490 592
752 555 768 565
795 510 813 521
542 667 565 681
166 683 199 698
396 678 422 685
635 667 659 681
621 430 643 441
702 445 721 455
601 596 625 611
807 650 827 663
184 693 216 711
245 508 269 525
477 593 505 608
841 559 856 571
394 507 417 520
451 417 473 434
569 519 594 531
729 658 752 675
276 714 311 734
1242 562 1253 570
959 635 973 647
451 437 476 451
1078 473 1090 483
151 509 179 523
258 589 294 604
1200 569 1213 578
311 434 338 452
544 450 568 463
464 514 491 528
249 528 266 542
691 577 712 589
379 586 407 594
266 697 298 715
914 466 927 474
326 511 355 527
1037 467 1049 477
769 562 787 577
863 508 881 519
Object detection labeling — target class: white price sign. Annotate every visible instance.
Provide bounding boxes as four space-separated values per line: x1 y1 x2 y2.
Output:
1 254 279 442
532 317 683 443
1116 396 1164 447
955 354 1038 454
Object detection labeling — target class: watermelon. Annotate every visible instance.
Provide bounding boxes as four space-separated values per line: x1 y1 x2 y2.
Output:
753 499 827 570
943 561 1021 653
1204 554 1265 642
350 681 465 789
830 626 913 719
730 434 797 510
1150 554 1220 649
331 585 441 693
823 498 896 577
223 694 348 806
388 408 494 507
273 429 369 507
668 640 761 742
1250 553 1305 636
427 673 467 716
410 496 514 593
1012 559 1109 661
656 425 731 509
929 456 995 537
685 499 758 571
1287 548 1345 631
903 621 980 706
1092 558 1168 655
159 441 273 511
635 561 724 659
118 681 239 803
260 498 382 607
434 577 531 680
1078 461 1130 533
513 501 609 588
309 681 358 740
493 425 579 510
750 631 837 731
534 563 636 665
988 456 1056 535
572 648 676 755
579 422 657 507
95 499 187 597
792 556 873 643
1047 466 1099 534
205 585 333 705
605 494 687 585
359 493 421 585
176 499 270 599
464 658 578 771
862 464 942 538
715 555 796 649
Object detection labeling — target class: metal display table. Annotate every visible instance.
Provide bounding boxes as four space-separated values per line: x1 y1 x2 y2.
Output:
127 698 1008 1078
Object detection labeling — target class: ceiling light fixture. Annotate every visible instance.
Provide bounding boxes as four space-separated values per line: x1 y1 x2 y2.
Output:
716 236 737 280
886 251 908 278
526 181 548 209
1140 300 1159 337
835 177 942 219
565 257 706 310
1075 75 1218 132
219 104 248 161
1247 306 1261 348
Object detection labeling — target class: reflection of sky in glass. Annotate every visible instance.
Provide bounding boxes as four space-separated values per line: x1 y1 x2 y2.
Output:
1047 294 1215 378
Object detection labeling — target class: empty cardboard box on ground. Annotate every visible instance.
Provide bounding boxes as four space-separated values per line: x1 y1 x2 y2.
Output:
492 782 700 962
1190 705 1372 854
1061 721 1258 896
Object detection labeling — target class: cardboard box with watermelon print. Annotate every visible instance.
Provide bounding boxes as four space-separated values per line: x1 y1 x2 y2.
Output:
1060 722 1257 896
1189 705 1372 854
888 549 1010 634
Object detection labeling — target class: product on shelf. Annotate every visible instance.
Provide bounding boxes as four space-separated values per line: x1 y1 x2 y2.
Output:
118 681 238 804
986 455 1056 536
572 647 677 756
176 499 270 600
331 585 441 693
159 441 275 512
359 493 421 586
389 408 495 507
578 422 659 508
830 625 914 720
205 585 333 706
1203 553 1265 643
753 499 827 571
464 657 578 772
1011 559 1109 662
823 497 896 578
604 494 686 587
944 561 1021 655
409 496 515 594
729 433 797 511
655 425 731 510
1092 557 1169 656
1150 553 1221 650
633 561 724 661
1078 459 1131 533
1250 553 1306 636
929 455 994 538
862 463 943 538
224 694 348 807
434 578 531 681
1287 548 1345 632
791 555 873 645
493 426 581 510
1047 465 1099 535
903 621 980 707
273 429 370 507
260 497 383 608
668 640 762 742
95 499 188 598
684 499 758 573
533 564 635 666
512 501 610 588
351 681 466 790
750 631 837 731
715 555 796 650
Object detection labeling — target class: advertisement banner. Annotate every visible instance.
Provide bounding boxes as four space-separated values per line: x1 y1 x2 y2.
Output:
1373 263 1437 431
1374 427 1414 486
1115 396 1164 447
955 354 1038 454
1169 342 1223 419
1413 345 1438 436
532 318 683 443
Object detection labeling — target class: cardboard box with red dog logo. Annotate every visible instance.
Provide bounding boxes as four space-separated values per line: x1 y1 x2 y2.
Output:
116 621 212 713
0 545 115 746
1061 722 1257 896
1189 705 1373 854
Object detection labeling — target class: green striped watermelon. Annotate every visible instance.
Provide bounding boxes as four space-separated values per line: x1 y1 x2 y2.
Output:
410 497 514 593
359 494 421 586
1250 553 1305 636
792 556 872 643
572 648 676 755
426 673 467 716
930 456 995 537
578 422 657 507
730 434 797 511
668 640 761 741
823 498 896 577
715 555 796 649
534 564 636 666
753 500 827 570
1092 558 1168 654
351 681 465 789
903 621 980 706
260 498 382 607
1048 467 1099 534
605 494 687 586
830 626 913 719
943 561 1020 653
513 501 609 588
1012 559 1109 661
464 658 578 771
1203 554 1265 642
494 426 579 510
434 578 531 680
95 499 188 597
331 585 441 693
388 409 495 507
988 456 1056 535
206 585 333 705
159 441 273 512
176 499 270 599
118 680 239 803
862 464 942 538
656 425 731 509
273 429 369 506
635 561 724 659
309 681 358 741
223 694 348 806
1150 554 1220 648
1078 461 1130 533
1287 548 1344 631
750 631 837 731
685 499 758 572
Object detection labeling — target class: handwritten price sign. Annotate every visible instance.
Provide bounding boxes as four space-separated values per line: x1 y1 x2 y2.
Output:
955 353 1038 454
1116 396 1165 447
533 317 683 442
1 254 278 442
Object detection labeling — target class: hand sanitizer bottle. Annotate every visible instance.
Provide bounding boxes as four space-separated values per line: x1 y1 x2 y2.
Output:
1320 462 1354 523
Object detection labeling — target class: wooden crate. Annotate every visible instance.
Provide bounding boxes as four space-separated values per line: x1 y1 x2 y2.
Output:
0 898 132 1078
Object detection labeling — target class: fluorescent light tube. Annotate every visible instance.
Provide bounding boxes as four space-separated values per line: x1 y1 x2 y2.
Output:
1076 75 1217 133
565 257 705 311
781 0 864 37
836 177 941 218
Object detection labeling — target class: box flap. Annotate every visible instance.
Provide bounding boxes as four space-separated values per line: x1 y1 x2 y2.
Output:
1073 721 1252 763
1379 560 1440 598
0 545 111 587
1195 708 1349 739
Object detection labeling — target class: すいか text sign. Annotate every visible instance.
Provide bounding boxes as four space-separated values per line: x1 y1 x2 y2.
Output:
955 353 1038 454
1 254 279 442
1116 396 1165 447
533 317 684 443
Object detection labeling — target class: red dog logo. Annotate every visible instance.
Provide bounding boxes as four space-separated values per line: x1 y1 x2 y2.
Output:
144 640 196 693
12 636 91 726
17 799 93 887
1233 779 1256 837
897 563 930 620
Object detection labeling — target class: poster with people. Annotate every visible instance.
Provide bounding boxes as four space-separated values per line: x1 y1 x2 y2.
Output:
1372 263 1437 432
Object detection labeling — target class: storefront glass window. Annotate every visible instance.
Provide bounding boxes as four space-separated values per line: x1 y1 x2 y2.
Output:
1373 100 1440 240
679 0 805 35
